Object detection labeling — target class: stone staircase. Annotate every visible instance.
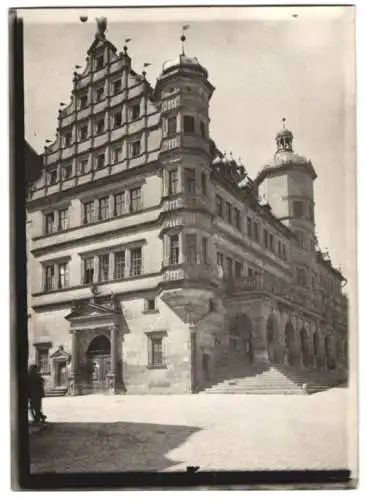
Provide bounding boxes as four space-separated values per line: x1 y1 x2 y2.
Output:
45 386 68 397
202 363 347 395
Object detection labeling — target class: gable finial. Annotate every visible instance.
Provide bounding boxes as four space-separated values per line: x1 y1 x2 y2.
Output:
282 117 286 129
96 17 107 39
181 25 190 55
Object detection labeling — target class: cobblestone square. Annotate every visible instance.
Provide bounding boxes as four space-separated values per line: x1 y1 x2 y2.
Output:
30 387 354 473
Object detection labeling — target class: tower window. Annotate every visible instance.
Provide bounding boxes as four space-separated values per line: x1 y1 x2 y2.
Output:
186 234 198 264
200 120 206 138
184 168 196 196
309 204 314 222
112 79 122 95
293 200 304 218
95 55 104 71
167 116 177 137
201 172 207 196
183 115 195 134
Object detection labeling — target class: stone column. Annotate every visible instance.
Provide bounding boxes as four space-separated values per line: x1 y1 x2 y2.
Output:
69 330 79 395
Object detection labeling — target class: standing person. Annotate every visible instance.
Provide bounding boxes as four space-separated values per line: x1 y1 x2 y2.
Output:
28 364 47 424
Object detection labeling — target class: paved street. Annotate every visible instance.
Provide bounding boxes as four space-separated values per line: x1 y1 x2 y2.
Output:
30 387 354 473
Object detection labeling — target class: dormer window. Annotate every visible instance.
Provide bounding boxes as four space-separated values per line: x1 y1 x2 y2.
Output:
95 54 104 71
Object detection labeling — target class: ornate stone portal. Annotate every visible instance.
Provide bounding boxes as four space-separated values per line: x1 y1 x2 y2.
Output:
65 294 126 395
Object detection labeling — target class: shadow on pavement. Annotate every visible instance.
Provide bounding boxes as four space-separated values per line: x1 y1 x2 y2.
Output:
30 421 201 473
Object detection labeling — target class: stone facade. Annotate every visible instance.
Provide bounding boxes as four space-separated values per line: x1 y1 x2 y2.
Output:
26 21 348 395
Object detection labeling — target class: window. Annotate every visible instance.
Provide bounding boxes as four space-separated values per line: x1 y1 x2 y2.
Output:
269 234 274 252
233 208 241 229
98 197 109 220
277 241 282 258
58 208 68 231
226 257 233 279
96 152 105 169
45 212 54 234
79 124 88 141
114 250 125 279
247 217 253 238
253 221 259 242
235 261 242 278
295 230 305 248
79 94 88 109
95 118 105 135
183 115 195 133
184 169 196 196
283 245 287 261
296 268 306 287
114 192 126 216
83 257 94 284
147 334 165 368
113 110 122 128
200 120 206 138
99 254 109 282
310 239 315 251
49 170 57 185
62 164 72 180
36 346 50 374
263 229 269 248
131 247 142 276
168 169 178 195
44 264 55 291
112 145 122 165
216 196 223 216
309 204 314 222
130 187 142 212
131 103 140 120
58 262 68 289
186 234 197 264
78 159 88 175
170 234 179 265
64 132 72 147
202 237 209 264
217 252 224 267
146 298 156 312
225 202 232 223
131 140 141 157
112 79 122 94
201 172 207 196
83 200 95 224
95 54 104 70
167 116 177 136
95 86 104 102
293 200 304 218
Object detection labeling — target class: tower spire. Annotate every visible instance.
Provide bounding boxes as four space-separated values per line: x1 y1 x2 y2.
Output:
181 25 190 55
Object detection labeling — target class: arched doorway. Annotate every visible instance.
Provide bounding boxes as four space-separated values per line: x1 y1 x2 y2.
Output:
284 322 297 366
267 315 279 363
325 335 336 370
86 334 111 393
229 314 253 363
300 327 309 367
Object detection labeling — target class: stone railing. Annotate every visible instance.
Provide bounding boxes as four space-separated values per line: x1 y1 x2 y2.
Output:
161 136 181 153
161 194 209 214
162 263 218 283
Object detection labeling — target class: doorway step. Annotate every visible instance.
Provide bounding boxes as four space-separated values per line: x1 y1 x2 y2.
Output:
45 386 68 397
202 364 347 395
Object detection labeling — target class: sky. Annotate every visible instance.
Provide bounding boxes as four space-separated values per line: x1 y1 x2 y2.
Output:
22 6 355 277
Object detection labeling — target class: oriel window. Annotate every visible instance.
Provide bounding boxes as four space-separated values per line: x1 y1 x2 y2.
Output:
168 169 178 195
183 115 195 134
170 234 179 265
167 116 177 137
186 234 197 264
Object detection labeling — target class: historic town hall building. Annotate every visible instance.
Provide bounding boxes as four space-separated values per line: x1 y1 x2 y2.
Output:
26 20 348 395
